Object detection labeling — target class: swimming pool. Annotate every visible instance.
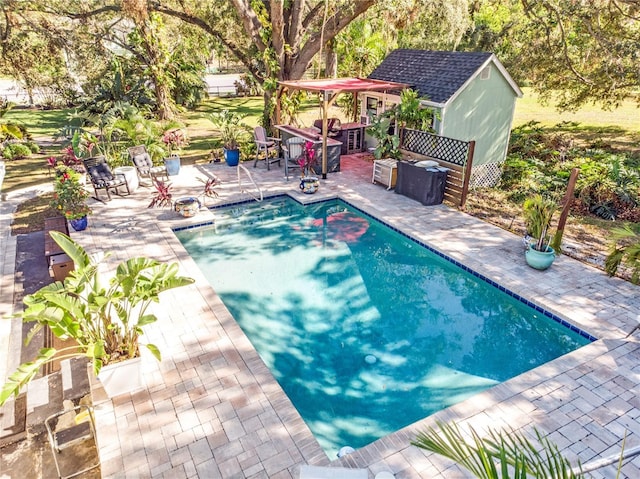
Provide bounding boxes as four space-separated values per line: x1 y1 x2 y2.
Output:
174 196 594 458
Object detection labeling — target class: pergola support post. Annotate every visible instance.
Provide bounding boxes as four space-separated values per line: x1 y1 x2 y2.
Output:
321 92 329 179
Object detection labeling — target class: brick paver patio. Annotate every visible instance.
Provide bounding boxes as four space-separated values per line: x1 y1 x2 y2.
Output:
2 156 640 478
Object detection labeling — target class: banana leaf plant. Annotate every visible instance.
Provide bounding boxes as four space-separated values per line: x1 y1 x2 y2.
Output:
367 114 401 161
0 232 194 406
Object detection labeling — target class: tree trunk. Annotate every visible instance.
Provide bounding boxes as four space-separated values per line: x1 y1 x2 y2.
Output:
262 89 274 130
325 40 338 78
154 81 174 121
142 25 175 120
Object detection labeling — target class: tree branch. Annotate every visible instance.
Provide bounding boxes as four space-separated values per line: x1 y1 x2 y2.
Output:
151 4 264 81
228 0 266 51
270 0 285 67
292 0 376 78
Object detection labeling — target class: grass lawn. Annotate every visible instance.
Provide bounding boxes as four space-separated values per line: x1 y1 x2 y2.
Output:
514 88 640 152
4 107 72 140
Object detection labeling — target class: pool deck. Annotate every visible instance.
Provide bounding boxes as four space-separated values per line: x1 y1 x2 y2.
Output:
2 155 640 478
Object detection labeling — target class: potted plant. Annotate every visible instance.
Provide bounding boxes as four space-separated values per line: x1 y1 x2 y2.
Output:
50 165 92 231
198 176 220 206
0 232 195 403
298 140 320 194
162 128 188 176
523 194 557 270
366 114 401 161
207 110 251 167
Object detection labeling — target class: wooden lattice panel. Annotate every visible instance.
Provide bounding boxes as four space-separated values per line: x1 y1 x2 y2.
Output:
402 129 470 167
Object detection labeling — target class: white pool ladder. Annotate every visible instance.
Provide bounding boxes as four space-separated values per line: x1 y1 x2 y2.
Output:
237 163 263 202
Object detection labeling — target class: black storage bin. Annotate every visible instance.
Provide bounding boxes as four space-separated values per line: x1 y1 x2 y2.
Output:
395 161 448 205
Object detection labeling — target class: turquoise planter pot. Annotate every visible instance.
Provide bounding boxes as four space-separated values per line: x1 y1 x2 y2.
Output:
224 148 240 166
525 243 555 270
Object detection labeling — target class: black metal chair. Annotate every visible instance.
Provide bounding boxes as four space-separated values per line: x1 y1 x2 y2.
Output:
83 156 130 201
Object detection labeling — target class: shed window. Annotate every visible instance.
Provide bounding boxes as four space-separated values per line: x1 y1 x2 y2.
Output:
480 67 491 80
365 96 379 119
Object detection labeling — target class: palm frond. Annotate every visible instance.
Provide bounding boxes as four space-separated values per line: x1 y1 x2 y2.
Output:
413 421 584 479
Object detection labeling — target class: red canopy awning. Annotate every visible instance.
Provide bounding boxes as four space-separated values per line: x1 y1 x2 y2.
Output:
278 77 409 94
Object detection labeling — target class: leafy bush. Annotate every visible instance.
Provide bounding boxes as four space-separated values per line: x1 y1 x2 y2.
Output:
606 225 640 283
78 57 156 115
501 122 640 221
1 143 32 160
26 141 40 153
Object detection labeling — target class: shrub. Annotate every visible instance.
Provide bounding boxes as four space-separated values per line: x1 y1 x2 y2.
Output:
1 143 32 160
503 124 640 221
1 145 13 159
26 141 40 154
606 225 640 283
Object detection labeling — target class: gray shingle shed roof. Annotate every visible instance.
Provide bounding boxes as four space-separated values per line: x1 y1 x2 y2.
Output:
368 49 518 105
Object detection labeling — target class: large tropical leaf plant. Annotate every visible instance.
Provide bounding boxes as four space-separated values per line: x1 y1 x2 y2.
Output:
0 231 194 406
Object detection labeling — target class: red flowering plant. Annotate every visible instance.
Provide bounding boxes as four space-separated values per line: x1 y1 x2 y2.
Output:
46 146 85 174
50 166 92 220
162 129 188 157
297 141 318 177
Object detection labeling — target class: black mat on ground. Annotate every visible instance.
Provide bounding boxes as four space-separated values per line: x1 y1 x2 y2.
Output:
16 231 52 296
15 232 52 364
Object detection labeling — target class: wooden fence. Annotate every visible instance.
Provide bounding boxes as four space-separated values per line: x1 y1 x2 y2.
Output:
400 128 475 209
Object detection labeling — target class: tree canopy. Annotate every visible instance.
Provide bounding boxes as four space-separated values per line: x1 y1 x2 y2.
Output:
518 0 640 110
1 0 638 117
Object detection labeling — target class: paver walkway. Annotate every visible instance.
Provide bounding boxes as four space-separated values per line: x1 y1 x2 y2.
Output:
3 157 640 478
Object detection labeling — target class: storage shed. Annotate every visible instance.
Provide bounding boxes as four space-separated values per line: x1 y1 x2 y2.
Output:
366 49 523 187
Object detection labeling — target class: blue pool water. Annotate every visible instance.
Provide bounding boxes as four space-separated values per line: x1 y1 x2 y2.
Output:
174 197 593 458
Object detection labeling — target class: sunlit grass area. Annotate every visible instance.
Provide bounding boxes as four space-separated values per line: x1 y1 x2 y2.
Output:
513 88 640 151
514 87 640 131
4 107 72 140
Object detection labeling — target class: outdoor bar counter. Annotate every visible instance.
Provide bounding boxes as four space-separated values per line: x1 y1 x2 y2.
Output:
275 124 342 173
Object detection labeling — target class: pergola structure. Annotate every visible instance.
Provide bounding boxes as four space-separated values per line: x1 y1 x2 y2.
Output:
276 78 410 178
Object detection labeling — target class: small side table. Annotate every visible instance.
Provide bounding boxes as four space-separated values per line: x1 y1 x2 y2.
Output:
114 166 139 192
372 158 398 190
